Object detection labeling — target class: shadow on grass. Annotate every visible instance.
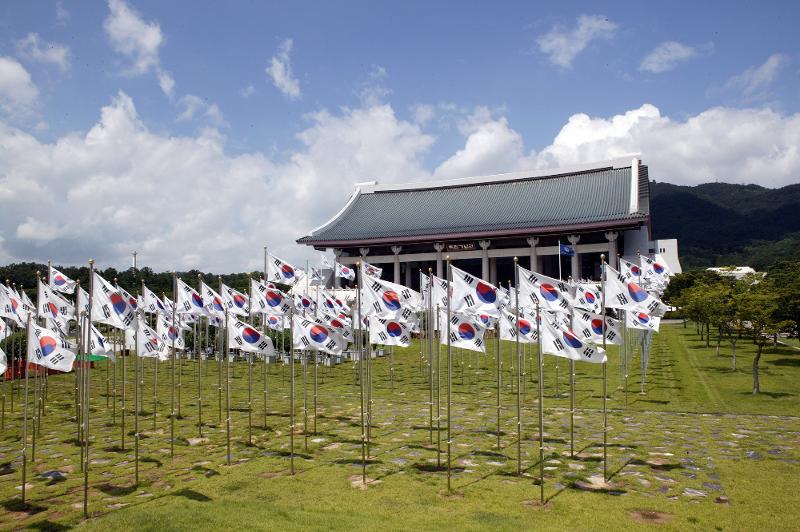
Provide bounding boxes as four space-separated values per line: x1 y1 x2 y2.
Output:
629 459 683 470
97 483 137 496
140 456 163 468
2 499 47 515
27 519 71 531
334 458 382 466
741 391 795 398
191 465 220 478
171 488 212 502
770 358 800 367
262 449 313 460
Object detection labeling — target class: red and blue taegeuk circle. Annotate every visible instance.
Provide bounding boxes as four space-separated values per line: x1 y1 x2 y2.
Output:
584 291 596 304
563 330 583 349
627 282 648 303
168 326 179 340
110 293 127 315
266 291 282 307
518 319 531 335
281 264 295 279
212 296 224 312
653 263 665 275
458 323 475 341
637 313 650 324
192 293 204 307
242 327 261 343
475 282 496 304
268 316 279 326
233 294 247 308
309 325 328 343
46 302 59 317
539 283 559 302
386 321 403 337
382 291 401 310
591 319 604 335
39 335 57 356
54 275 66 286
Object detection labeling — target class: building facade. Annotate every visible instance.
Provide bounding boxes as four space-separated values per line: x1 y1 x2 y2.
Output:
298 157 680 290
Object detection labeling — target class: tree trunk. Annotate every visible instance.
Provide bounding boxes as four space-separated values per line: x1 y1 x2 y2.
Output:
752 344 762 394
716 327 721 356
683 319 687 328
715 337 720 357
705 323 710 348
732 340 737 371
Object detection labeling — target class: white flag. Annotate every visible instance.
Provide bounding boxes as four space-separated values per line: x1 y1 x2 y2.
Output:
292 315 348 354
200 282 226 319
116 284 141 314
221 283 250 317
641 254 672 280
626 311 661 332
175 278 205 316
251 278 293 316
319 311 353 341
363 262 383 280
267 254 301 286
451 265 505 318
141 285 165 315
228 318 275 355
571 310 622 346
619 258 643 282
360 274 421 321
574 283 601 314
499 309 538 344
157 314 186 350
540 317 606 363
37 278 74 327
604 265 668 316
87 322 113 358
369 317 411 347
27 322 76 372
0 346 6 375
92 272 136 330
336 263 356 281
0 319 8 342
293 292 317 314
440 311 486 352
136 316 169 360
49 266 76 294
518 266 573 313
0 284 28 326
264 313 284 331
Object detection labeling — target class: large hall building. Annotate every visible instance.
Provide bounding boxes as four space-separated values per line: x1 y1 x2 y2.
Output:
297 156 681 290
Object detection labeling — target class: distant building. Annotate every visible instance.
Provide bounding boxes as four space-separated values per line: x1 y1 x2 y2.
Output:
707 266 758 280
298 156 682 289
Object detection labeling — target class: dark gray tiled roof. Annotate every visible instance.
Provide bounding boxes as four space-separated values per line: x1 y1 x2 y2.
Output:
299 167 647 245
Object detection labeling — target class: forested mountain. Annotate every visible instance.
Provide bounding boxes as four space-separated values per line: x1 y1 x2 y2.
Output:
651 181 800 269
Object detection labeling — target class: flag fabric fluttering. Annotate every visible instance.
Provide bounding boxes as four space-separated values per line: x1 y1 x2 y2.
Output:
292 315 348 354
175 278 205 316
518 266 573 313
228 318 275 355
559 242 575 257
604 265 668 316
368 317 412 347
264 313 284 331
200 282 226 320
142 285 167 315
156 314 186 350
574 283 601 314
540 316 607 363
267 254 301 286
336 263 356 281
363 261 383 280
251 278 293 316
293 293 317 314
450 265 506 318
49 266 76 294
641 254 672 280
0 346 6 374
318 311 353 341
92 272 136 330
626 311 661 332
619 258 642 282
136 316 169 360
27 322 76 372
499 309 538 343
37 278 74 328
0 284 28 326
360 274 421 321
571 310 622 345
116 284 140 314
221 283 250 317
440 311 486 352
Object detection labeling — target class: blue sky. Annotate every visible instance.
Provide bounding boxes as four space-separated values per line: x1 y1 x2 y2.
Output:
0 1 798 270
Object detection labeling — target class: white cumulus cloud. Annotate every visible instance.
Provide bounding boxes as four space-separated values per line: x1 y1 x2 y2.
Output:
104 0 174 96
721 53 788 100
267 38 301 99
16 33 71 71
0 56 39 116
536 14 617 68
640 41 697 73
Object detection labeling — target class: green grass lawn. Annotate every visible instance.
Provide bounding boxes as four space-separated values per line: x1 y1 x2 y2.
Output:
0 323 798 530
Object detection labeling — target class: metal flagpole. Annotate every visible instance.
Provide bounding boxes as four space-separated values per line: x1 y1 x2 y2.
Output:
197 274 204 437
224 308 231 466
623 310 629 407
135 279 143 485
303 261 309 451
514 258 522 476
496 321 501 450
247 274 253 445
557 240 562 281
428 269 434 445
170 273 177 458
84 259 95 518
356 265 366 484
116 280 126 451
21 314 30 505
436 304 441 468
289 309 295 475
601 254 609 482
446 257 452 492
262 250 269 430
570 358 575 458
112 327 117 425
536 300 544 505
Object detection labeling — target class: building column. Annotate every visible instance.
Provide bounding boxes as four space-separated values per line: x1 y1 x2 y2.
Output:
489 257 497 286
568 234 581 281
333 248 342 288
391 245 402 284
434 242 445 278
605 231 619 270
405 261 412 287
526 236 539 273
479 240 491 281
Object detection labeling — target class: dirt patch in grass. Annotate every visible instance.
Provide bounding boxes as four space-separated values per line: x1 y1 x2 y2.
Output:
348 475 381 490
628 509 673 524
